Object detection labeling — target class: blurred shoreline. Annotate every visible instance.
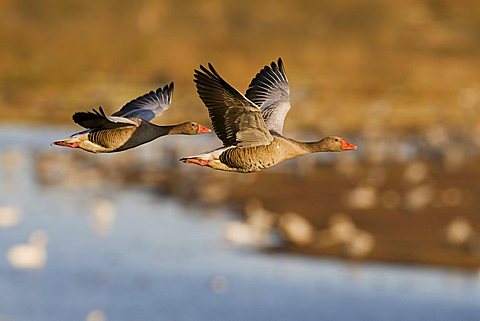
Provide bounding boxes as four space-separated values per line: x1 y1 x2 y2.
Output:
125 162 480 270
32 127 480 270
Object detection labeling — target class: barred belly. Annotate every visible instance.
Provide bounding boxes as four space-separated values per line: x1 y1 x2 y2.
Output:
219 141 285 172
88 128 134 151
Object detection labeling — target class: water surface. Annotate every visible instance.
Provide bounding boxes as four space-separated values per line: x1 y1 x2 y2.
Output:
0 125 479 321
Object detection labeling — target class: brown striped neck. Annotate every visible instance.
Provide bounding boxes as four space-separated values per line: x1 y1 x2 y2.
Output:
161 122 210 135
297 138 341 153
144 123 173 137
149 123 186 136
163 124 181 135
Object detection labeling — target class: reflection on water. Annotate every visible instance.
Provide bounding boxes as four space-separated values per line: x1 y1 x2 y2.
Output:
0 125 480 321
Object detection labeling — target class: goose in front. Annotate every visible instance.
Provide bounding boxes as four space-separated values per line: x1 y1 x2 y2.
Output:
180 58 357 173
52 83 211 153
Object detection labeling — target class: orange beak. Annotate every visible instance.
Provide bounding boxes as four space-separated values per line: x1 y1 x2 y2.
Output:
197 124 211 134
341 139 357 151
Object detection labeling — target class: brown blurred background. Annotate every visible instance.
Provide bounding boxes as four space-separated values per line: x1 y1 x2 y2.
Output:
2 0 480 130
2 0 480 268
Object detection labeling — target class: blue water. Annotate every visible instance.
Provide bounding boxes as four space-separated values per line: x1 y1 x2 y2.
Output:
0 125 479 321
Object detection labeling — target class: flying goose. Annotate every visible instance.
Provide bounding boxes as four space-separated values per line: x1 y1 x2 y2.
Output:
180 58 357 172
52 83 211 153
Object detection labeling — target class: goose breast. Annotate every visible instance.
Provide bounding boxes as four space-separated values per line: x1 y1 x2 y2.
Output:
219 136 302 172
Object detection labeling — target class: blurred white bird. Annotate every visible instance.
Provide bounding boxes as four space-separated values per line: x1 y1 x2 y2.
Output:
86 310 107 321
347 185 378 209
328 213 358 244
224 221 266 247
278 212 314 245
90 197 117 236
345 231 375 258
224 199 276 247
402 161 429 185
404 184 435 212
6 230 48 269
445 217 475 246
0 206 22 228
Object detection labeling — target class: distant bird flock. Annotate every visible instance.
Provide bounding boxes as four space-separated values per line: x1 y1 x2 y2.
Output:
53 58 357 172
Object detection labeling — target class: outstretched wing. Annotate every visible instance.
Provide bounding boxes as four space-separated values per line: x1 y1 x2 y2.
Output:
73 107 139 129
194 63 273 148
111 83 174 121
245 58 290 135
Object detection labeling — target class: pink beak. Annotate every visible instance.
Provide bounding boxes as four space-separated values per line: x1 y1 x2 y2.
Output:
198 124 211 134
51 141 80 148
341 139 357 151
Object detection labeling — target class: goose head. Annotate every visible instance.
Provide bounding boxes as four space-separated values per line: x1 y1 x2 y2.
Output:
172 122 211 135
314 136 358 152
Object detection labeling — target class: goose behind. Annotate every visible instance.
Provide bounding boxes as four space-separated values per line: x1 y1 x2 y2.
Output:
52 83 211 153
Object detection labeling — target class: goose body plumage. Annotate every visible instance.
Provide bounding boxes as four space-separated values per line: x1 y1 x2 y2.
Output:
53 83 211 153
181 59 357 172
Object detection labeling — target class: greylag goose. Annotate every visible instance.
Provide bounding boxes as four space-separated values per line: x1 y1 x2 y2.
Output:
52 83 211 153
180 58 357 172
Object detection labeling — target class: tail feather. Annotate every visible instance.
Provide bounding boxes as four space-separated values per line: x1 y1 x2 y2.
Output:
180 154 211 163
180 146 234 164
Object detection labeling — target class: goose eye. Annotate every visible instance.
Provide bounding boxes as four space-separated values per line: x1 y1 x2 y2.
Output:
335 139 339 142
